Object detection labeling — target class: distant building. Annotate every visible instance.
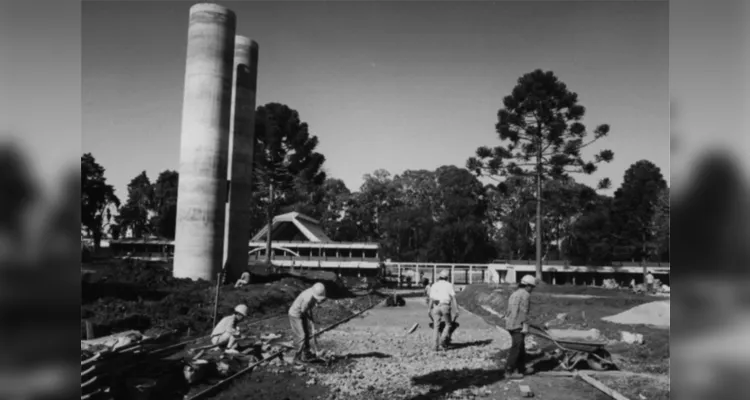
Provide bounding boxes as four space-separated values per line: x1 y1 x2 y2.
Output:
248 212 381 272
108 211 382 272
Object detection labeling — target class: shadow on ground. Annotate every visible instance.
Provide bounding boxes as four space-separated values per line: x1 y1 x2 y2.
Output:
408 367 505 399
448 339 493 350
343 351 392 359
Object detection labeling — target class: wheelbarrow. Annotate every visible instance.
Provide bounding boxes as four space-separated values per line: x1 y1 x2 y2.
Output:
527 324 617 371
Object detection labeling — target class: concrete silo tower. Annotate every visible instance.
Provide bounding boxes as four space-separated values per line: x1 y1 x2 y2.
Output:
174 3 237 280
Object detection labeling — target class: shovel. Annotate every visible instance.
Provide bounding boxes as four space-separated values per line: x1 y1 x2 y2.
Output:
310 320 321 357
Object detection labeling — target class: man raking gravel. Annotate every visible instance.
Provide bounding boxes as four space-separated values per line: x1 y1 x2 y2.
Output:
288 282 327 363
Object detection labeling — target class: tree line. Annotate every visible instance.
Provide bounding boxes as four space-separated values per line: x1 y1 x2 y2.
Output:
82 70 669 271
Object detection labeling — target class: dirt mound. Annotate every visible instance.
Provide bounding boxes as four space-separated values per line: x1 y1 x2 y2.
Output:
287 270 355 299
455 284 508 327
80 260 347 339
602 301 670 328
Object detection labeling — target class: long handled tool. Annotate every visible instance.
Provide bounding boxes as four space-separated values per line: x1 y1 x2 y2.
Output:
188 297 389 400
310 321 321 356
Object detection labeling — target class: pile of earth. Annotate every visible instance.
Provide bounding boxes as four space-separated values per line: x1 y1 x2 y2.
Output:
602 301 670 328
455 284 670 373
81 260 355 339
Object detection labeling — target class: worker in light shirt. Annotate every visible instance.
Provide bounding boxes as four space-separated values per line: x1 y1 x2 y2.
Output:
211 304 248 354
288 282 327 362
504 275 536 380
428 270 460 350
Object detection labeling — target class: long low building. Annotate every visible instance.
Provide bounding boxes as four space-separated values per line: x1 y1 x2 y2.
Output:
108 212 383 273
106 211 669 285
384 260 670 287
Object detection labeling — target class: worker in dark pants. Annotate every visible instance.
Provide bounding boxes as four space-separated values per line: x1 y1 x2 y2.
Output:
504 275 536 380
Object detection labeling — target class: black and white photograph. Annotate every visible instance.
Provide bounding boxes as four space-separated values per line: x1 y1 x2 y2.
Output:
79 1 671 399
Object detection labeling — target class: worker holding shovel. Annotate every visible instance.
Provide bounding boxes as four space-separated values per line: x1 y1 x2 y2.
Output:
288 282 327 363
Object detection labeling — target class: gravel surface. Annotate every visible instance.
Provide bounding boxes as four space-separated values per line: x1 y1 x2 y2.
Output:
309 298 511 399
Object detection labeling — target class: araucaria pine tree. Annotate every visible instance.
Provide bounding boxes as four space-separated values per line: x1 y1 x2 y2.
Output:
467 69 614 281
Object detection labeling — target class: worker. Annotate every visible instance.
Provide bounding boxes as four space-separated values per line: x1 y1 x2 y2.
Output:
428 270 459 351
211 304 248 354
645 271 655 293
504 275 536 380
288 282 327 362
234 271 251 288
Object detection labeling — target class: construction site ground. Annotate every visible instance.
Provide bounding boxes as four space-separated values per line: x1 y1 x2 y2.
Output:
212 295 668 400
81 261 669 400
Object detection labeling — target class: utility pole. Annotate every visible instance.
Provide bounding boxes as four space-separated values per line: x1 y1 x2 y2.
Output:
265 182 274 264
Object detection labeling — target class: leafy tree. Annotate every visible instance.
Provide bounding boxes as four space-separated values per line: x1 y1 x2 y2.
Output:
565 194 615 265
115 171 153 238
81 153 120 250
250 103 326 261
541 179 599 259
150 170 179 239
292 178 351 238
611 160 667 278
651 187 670 262
379 206 434 261
344 170 401 242
467 69 614 280
424 166 496 263
486 175 540 261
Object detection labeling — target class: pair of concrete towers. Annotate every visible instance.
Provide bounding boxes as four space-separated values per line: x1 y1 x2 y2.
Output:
173 3 258 281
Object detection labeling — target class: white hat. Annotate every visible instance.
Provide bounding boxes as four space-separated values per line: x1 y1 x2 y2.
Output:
439 270 450 279
234 304 249 316
312 282 327 300
521 275 537 287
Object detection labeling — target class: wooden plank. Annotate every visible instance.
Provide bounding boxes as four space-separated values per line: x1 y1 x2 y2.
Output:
578 372 631 400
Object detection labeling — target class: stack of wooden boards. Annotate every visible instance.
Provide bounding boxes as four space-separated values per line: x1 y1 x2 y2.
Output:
81 330 178 400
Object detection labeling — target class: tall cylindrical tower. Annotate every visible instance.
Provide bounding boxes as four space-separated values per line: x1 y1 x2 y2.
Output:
223 36 259 280
174 3 237 280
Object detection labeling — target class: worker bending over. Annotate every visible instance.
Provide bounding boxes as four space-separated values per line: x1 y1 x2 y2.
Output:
428 270 459 351
234 271 251 288
211 304 248 354
504 275 536 380
288 282 327 362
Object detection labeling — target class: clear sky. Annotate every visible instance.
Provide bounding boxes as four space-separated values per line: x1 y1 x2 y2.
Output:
82 0 669 201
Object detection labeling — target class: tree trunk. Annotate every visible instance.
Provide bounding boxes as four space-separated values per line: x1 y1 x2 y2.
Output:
93 230 102 253
535 163 543 282
642 232 647 283
265 183 274 264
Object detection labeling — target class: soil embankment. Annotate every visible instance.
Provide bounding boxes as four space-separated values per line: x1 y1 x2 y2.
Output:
455 284 670 374
81 259 359 339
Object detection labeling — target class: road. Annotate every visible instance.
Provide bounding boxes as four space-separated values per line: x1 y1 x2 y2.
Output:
310 297 612 400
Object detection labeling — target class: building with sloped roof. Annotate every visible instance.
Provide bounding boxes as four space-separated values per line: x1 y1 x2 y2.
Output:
108 211 382 274
248 212 381 272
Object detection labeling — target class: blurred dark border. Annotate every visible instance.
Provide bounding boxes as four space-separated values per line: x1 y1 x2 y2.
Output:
1 1 82 400
670 1 750 400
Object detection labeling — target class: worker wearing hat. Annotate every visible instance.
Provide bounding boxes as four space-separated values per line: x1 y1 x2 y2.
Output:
428 270 460 351
504 275 537 380
288 282 327 362
211 304 248 354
